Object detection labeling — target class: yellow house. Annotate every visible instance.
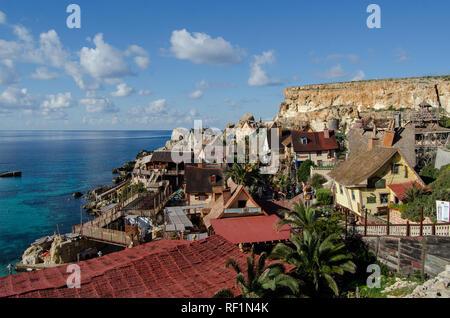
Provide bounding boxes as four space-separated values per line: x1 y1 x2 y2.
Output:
329 146 425 217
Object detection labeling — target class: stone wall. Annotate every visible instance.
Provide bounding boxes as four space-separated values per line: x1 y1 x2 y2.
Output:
276 76 450 130
362 236 450 278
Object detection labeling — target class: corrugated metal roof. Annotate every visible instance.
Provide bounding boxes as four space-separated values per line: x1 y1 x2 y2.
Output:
0 236 248 298
210 215 291 244
165 207 194 232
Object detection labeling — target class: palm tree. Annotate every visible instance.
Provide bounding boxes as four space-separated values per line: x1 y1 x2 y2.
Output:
269 230 356 297
276 202 316 232
225 163 262 186
213 247 299 298
403 183 425 203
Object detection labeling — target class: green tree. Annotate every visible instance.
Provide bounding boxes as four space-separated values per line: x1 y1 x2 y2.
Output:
276 202 316 232
270 230 356 297
213 248 299 298
225 163 262 186
296 160 314 183
316 189 333 205
310 173 326 190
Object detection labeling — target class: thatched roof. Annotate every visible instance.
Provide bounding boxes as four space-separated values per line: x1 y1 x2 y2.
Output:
328 147 398 186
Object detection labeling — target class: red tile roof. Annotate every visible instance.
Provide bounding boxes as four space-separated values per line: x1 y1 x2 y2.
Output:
0 236 249 298
291 130 339 153
388 181 428 201
210 215 291 244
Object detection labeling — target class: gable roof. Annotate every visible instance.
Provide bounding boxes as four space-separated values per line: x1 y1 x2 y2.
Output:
202 181 265 229
329 147 398 186
388 181 429 201
210 215 291 244
347 126 416 166
184 166 224 194
290 130 339 152
0 236 249 298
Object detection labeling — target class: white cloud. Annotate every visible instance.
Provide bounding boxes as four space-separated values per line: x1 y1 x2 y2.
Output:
80 91 119 113
30 66 59 80
0 87 40 112
394 48 409 62
188 90 203 99
111 82 134 97
145 98 167 115
39 30 68 68
138 89 151 96
41 92 75 109
248 50 281 87
0 59 20 85
80 33 132 79
13 25 33 43
125 44 150 69
316 64 348 79
169 29 243 65
351 70 365 81
0 11 6 24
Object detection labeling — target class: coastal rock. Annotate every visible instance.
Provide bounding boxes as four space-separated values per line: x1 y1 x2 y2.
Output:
136 149 151 160
275 76 450 131
403 266 450 298
72 192 83 199
22 245 42 265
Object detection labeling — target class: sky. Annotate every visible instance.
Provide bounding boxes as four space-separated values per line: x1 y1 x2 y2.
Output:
0 0 449 130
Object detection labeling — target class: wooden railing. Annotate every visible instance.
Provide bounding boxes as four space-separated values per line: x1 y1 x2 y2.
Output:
74 225 131 246
350 223 450 237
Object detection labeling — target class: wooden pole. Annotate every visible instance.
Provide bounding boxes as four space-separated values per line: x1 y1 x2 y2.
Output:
345 209 348 236
406 221 410 236
432 223 436 236
364 209 368 236
387 208 390 236
420 207 424 237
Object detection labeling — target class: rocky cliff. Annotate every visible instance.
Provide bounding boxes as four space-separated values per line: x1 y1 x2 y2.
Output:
275 75 450 131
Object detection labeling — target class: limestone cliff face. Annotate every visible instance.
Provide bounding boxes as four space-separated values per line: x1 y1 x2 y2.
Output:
276 76 450 130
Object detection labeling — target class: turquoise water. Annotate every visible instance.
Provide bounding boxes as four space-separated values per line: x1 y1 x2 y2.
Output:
0 130 170 276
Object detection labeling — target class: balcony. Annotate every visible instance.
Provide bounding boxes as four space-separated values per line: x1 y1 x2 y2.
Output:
224 207 262 214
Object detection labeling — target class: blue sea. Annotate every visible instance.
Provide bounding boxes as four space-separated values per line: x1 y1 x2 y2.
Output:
0 130 170 277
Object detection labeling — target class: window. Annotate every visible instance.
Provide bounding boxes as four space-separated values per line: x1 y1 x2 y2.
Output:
392 164 400 174
367 196 377 204
351 190 355 200
380 193 389 204
238 200 246 208
317 151 322 156
301 137 308 145
404 166 408 178
339 185 343 194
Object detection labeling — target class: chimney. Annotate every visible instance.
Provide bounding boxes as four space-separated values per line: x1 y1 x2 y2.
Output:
323 123 330 139
222 188 231 204
368 123 379 150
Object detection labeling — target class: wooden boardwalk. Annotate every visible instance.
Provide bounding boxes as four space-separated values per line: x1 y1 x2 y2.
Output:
73 183 174 246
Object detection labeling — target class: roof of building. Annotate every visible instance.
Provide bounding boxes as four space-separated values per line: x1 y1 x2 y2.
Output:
347 126 416 166
329 147 399 186
388 181 428 201
165 206 194 232
0 236 251 298
150 151 194 163
203 179 265 229
290 130 339 153
210 215 291 244
184 166 224 194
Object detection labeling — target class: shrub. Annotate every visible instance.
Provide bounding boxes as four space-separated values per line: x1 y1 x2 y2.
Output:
310 173 326 190
296 160 314 183
316 189 333 205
